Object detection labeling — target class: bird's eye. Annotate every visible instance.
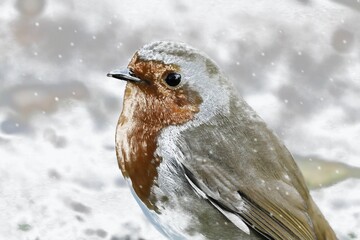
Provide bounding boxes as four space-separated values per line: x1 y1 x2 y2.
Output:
164 73 181 87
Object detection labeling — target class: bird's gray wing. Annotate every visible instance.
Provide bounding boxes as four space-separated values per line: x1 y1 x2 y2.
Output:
177 113 321 240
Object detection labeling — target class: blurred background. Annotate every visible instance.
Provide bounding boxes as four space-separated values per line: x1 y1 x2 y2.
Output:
0 0 360 239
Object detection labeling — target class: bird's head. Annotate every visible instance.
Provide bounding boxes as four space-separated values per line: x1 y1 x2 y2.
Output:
108 41 232 126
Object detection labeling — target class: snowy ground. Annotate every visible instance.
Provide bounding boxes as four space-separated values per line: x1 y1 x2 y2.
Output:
1 0 360 239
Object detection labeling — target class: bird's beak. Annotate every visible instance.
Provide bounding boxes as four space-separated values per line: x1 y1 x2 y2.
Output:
106 69 142 83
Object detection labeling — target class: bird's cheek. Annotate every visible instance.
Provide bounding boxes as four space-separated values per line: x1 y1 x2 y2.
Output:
162 104 199 125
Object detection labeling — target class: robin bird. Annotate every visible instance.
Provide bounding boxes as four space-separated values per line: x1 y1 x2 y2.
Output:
107 41 337 240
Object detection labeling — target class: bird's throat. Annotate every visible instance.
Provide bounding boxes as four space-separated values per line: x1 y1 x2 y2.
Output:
115 84 162 209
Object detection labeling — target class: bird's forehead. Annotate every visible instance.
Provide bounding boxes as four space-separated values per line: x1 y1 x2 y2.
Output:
128 53 180 79
136 41 199 64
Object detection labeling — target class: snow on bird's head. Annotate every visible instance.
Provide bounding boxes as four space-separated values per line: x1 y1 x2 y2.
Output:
136 41 200 64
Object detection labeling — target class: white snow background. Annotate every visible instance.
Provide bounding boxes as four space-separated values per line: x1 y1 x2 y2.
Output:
0 0 360 239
